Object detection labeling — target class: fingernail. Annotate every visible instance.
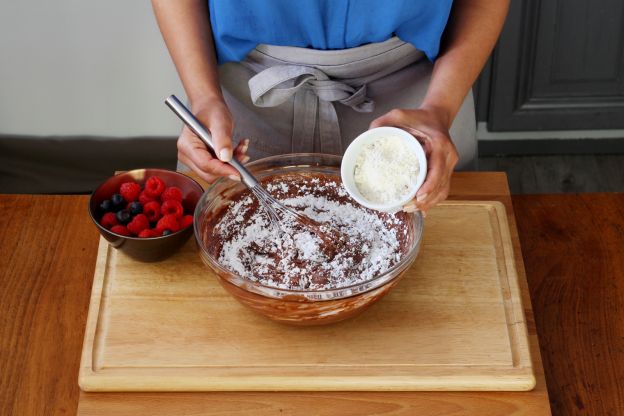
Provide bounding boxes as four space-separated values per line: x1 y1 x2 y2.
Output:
421 210 427 218
403 200 416 210
219 148 233 162
228 174 240 181
241 155 251 164
403 205 419 213
416 193 428 202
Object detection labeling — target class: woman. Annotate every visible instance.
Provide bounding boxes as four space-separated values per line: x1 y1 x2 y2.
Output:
152 0 509 214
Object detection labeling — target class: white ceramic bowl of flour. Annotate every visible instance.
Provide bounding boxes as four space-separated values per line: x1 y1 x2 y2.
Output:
341 127 427 213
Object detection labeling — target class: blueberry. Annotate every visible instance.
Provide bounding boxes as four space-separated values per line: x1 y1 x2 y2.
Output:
111 193 125 211
162 229 173 236
116 209 131 225
128 201 143 216
99 199 112 212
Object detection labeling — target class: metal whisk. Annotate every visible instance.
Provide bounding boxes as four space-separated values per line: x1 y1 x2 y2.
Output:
165 95 342 242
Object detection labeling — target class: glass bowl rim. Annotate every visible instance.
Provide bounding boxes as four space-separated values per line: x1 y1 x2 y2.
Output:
194 153 424 301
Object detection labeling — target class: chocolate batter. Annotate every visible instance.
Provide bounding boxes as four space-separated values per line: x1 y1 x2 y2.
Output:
203 173 410 291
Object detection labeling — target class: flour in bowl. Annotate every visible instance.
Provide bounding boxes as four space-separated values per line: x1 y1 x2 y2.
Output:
353 136 420 204
208 174 411 291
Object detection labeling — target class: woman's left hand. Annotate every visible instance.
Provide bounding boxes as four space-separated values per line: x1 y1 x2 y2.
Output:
369 106 459 215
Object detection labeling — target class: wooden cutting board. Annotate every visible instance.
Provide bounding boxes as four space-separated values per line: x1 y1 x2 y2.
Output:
79 200 535 392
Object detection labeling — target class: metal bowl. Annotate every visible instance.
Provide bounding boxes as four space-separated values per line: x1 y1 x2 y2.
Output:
194 154 424 325
89 168 203 262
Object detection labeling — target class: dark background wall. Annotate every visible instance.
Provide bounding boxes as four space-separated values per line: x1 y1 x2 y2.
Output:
476 0 624 130
2 0 624 194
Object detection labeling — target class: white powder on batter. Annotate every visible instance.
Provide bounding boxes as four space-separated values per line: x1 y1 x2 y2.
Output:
214 177 406 291
353 136 420 204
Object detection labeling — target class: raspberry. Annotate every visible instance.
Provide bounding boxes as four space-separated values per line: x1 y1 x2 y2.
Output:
138 191 156 206
156 214 181 234
100 212 118 229
161 186 183 202
144 176 166 198
120 181 141 202
110 225 131 236
179 215 194 229
143 201 162 222
127 214 149 235
138 228 158 238
161 200 184 218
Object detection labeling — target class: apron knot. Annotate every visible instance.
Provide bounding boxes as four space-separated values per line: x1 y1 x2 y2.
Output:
248 65 375 154
337 84 374 112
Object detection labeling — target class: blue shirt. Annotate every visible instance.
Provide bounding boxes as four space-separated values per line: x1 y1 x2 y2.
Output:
208 0 453 64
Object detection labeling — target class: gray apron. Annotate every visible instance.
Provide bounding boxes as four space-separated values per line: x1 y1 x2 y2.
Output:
187 37 476 171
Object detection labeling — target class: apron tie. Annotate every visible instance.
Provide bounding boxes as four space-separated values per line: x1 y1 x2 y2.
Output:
248 65 375 154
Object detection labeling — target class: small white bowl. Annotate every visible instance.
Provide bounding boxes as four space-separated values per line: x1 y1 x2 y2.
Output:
341 126 427 213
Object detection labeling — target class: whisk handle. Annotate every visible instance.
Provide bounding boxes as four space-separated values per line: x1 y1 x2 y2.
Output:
165 94 258 188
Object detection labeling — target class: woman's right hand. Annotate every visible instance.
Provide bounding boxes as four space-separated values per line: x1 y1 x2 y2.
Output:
176 98 249 183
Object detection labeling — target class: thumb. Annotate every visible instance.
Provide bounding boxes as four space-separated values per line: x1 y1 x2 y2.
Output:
369 109 406 129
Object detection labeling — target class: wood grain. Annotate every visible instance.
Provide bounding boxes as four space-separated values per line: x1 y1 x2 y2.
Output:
77 390 550 416
0 195 99 415
513 194 624 415
79 201 534 392
0 173 554 415
77 173 551 415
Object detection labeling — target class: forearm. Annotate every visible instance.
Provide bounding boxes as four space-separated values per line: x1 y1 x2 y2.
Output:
151 0 222 107
421 0 510 128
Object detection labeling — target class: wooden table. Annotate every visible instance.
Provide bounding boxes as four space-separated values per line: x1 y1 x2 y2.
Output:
1 172 622 415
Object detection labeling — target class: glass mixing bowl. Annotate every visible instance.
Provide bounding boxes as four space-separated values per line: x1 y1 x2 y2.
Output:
194 153 423 325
